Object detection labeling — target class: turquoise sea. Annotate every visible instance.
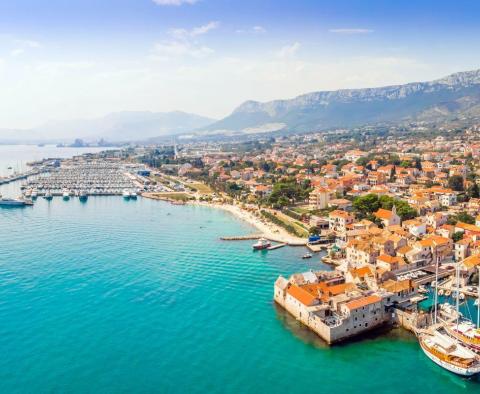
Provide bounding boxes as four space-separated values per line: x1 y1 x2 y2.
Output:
0 149 478 393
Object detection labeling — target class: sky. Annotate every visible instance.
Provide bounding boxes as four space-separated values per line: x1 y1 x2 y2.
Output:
1 0 480 129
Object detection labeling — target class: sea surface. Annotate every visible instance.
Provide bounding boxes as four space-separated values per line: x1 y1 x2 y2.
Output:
0 148 479 393
0 144 114 176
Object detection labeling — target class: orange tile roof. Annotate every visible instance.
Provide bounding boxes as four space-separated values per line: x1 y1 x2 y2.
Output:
287 285 318 306
329 210 353 219
381 279 413 293
377 254 401 265
345 295 382 310
462 255 480 269
350 266 374 278
374 208 393 220
456 222 480 233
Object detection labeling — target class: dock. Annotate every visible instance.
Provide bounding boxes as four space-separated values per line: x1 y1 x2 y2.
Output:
267 243 287 250
220 234 262 241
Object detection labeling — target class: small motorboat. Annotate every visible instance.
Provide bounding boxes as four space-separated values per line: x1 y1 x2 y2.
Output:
302 253 313 259
252 238 271 250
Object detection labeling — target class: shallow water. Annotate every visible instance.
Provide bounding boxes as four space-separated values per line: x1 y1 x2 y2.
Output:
0 197 478 393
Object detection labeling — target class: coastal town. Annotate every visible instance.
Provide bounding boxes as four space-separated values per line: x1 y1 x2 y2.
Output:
2 124 480 376
136 125 480 376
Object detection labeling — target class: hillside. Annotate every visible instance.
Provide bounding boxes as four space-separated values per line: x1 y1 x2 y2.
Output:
204 69 480 133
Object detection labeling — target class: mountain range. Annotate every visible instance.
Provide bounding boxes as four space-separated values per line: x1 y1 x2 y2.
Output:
203 68 480 134
2 68 480 143
0 111 216 143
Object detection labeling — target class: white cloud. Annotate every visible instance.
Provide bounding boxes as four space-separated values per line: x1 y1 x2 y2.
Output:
236 26 267 34
329 28 374 34
10 48 25 57
14 39 42 48
191 21 219 36
253 26 267 34
169 21 219 39
155 21 218 60
152 41 213 59
276 42 300 59
152 0 198 5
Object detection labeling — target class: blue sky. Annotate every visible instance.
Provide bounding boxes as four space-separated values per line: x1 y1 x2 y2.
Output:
1 0 480 129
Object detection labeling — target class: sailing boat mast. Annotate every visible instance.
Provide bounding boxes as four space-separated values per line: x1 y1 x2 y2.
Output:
477 265 480 329
434 255 439 325
455 259 460 329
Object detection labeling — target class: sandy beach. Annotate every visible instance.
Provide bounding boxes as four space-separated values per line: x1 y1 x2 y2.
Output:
142 192 307 245
190 201 307 245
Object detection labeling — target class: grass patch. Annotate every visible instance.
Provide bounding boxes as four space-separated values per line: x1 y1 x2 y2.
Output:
188 182 213 194
149 192 192 201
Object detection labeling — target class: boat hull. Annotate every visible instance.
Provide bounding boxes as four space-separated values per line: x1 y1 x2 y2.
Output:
420 339 480 376
252 245 270 250
445 327 480 353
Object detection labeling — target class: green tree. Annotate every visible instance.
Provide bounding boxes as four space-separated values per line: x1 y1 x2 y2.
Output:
448 175 464 192
452 232 464 242
467 182 480 199
456 212 475 225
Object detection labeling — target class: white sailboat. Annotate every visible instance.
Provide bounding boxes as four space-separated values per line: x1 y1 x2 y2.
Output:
444 265 480 353
419 257 480 376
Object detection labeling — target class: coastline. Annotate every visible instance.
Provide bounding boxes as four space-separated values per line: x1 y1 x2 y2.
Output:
189 201 307 245
142 193 306 245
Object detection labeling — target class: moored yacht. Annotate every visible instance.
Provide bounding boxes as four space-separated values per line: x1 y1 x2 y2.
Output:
418 330 480 376
445 321 480 353
62 189 71 200
43 191 53 200
0 197 33 206
129 191 137 199
122 190 131 199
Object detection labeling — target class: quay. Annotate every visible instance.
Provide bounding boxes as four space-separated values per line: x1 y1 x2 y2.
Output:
220 234 262 241
221 234 306 246
267 243 287 250
0 169 41 185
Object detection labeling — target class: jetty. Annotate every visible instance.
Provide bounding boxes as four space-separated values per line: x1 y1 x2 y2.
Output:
220 234 262 241
267 243 287 250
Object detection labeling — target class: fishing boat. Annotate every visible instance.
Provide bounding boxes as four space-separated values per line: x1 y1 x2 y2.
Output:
252 238 271 250
418 330 480 376
302 253 313 259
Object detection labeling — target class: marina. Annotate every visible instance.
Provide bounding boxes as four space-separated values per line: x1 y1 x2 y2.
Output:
18 159 149 199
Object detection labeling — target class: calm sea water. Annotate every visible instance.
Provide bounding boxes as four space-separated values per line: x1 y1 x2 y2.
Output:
0 145 113 176
0 147 478 393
